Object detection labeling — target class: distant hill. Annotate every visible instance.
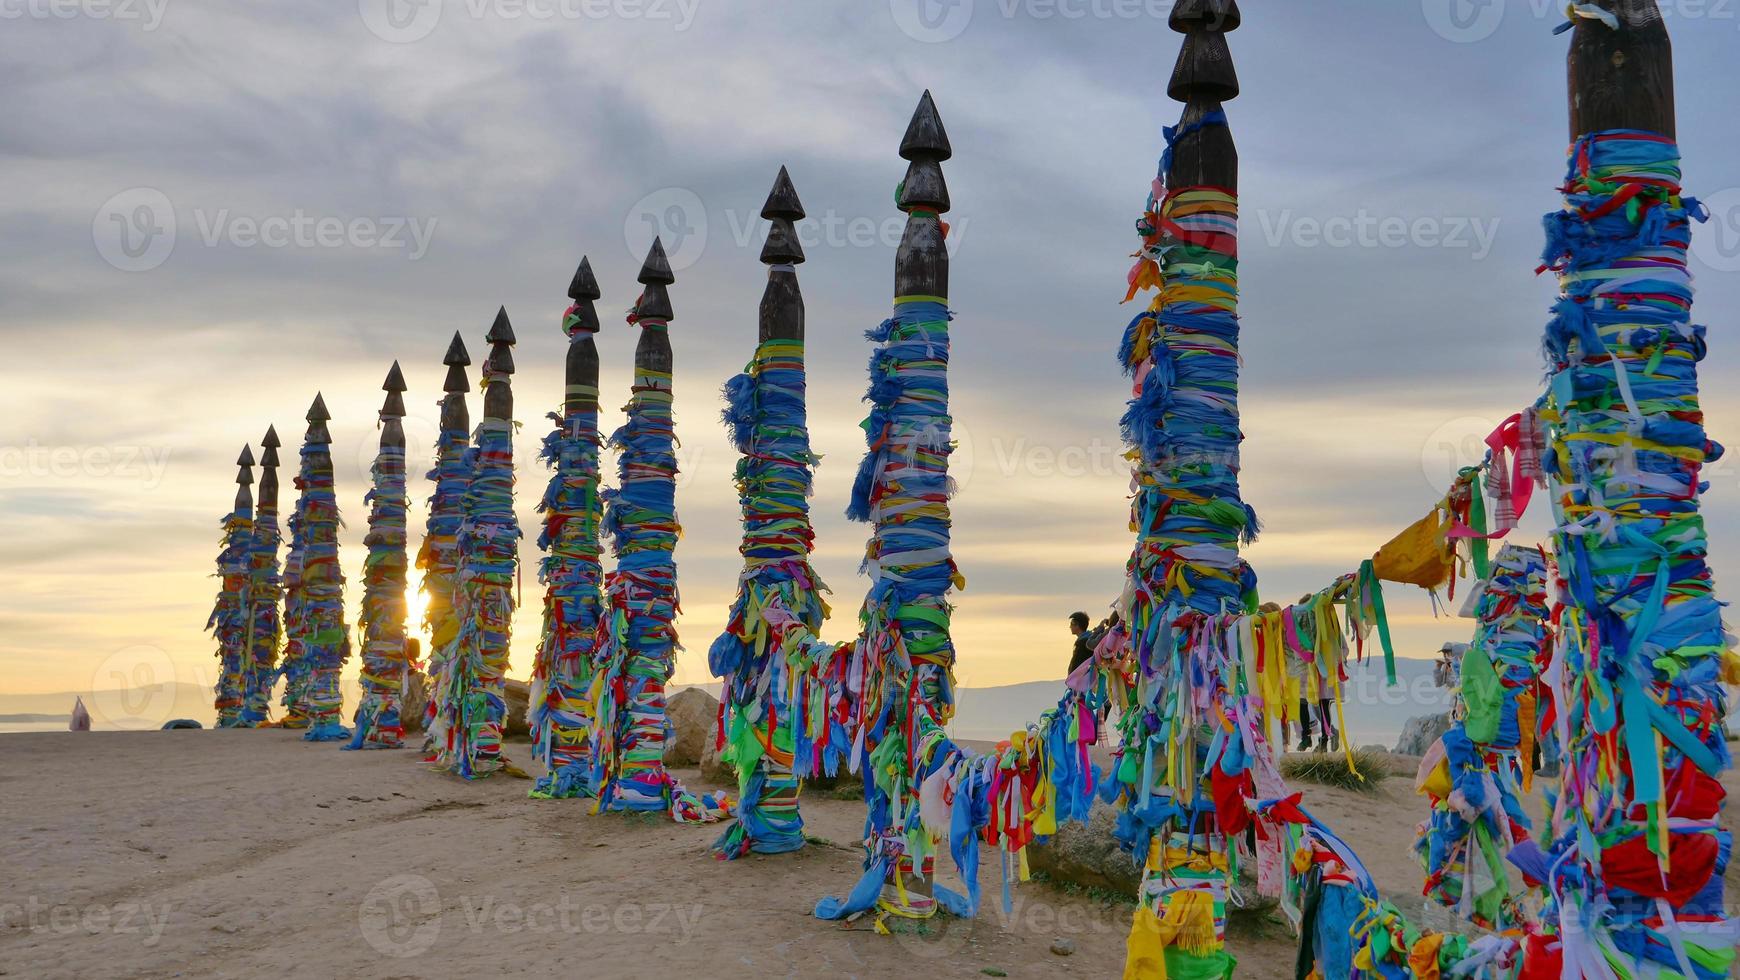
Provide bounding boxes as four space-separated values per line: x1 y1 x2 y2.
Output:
948 658 1452 749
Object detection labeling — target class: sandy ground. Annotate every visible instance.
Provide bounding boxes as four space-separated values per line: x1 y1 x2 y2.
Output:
3 733 1735 980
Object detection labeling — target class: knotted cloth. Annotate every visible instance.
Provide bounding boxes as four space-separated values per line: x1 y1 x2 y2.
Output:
1535 130 1735 980
709 334 828 856
347 427 411 749
294 436 351 742
530 308 607 799
207 509 252 728
419 410 471 755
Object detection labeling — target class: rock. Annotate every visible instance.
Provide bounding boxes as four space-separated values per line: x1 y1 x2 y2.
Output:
1050 938 1075 956
666 688 720 767
1393 712 1452 757
1026 800 1142 898
502 679 530 738
400 669 428 734
161 719 202 730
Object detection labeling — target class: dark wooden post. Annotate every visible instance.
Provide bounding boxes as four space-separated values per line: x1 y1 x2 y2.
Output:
211 445 255 727
1568 0 1673 139
351 363 412 749
1112 5 1249 975
298 391 353 741
819 92 962 915
530 256 609 798
443 309 519 777
761 166 806 342
895 92 951 300
241 426 283 726
234 445 255 518
711 167 825 857
1542 3 1729 974
420 332 473 746
597 237 713 816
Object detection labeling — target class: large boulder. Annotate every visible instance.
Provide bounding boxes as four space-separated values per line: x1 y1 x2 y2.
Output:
400 670 428 734
503 678 530 738
1394 712 1452 757
1026 801 1142 898
666 687 720 767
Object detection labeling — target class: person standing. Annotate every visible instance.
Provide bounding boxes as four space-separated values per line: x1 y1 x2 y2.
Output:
1067 611 1094 674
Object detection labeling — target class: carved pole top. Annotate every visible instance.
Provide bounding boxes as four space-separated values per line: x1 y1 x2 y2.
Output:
1568 0 1673 139
381 361 407 419
443 331 471 395
567 256 602 336
305 393 332 446
634 238 676 323
761 167 807 266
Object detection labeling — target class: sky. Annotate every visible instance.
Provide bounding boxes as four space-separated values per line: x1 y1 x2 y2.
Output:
3 0 1740 708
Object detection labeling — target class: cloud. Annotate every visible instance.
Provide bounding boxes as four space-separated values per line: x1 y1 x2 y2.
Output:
3 2 1740 696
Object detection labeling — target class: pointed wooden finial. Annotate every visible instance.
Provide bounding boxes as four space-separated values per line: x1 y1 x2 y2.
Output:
483 308 516 423
258 426 280 509
567 256 602 336
760 168 806 344
568 255 602 302
761 166 807 266
381 361 407 418
896 92 952 299
900 90 953 162
1166 0 1240 191
305 393 331 446
487 305 516 346
486 307 516 376
444 331 471 394
638 238 676 285
234 444 255 515
634 239 676 322
565 257 602 413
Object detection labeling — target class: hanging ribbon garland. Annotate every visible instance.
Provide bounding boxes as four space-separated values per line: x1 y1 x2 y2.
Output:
710 334 828 857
